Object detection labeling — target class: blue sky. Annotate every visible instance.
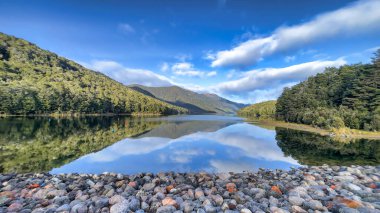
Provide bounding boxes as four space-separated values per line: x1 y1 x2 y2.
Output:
1 0 379 103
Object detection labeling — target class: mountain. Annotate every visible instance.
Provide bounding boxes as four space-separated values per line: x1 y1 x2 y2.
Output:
129 84 246 114
0 32 187 115
276 50 380 131
237 100 277 118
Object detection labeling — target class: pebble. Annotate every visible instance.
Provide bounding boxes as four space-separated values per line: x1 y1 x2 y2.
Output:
0 166 379 213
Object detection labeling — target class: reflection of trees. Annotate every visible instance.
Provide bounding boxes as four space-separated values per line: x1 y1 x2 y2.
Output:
276 127 380 166
0 116 161 173
138 120 237 139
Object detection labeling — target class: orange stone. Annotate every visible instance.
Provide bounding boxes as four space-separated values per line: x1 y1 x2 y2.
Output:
162 197 178 208
271 186 282 195
166 185 174 193
27 184 40 189
369 183 377 189
226 183 237 193
330 185 336 190
336 197 362 209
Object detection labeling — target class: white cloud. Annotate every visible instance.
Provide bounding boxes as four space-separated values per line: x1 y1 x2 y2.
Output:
284 55 296 63
207 71 217 77
86 60 174 87
213 59 346 94
171 62 217 78
118 23 135 34
160 62 169 72
210 0 380 68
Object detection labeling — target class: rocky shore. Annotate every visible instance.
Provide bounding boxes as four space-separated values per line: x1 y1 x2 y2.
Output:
0 165 379 213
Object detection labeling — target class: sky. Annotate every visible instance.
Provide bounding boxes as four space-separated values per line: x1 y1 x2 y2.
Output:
1 0 379 104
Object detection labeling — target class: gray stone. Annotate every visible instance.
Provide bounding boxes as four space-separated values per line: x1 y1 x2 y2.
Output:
303 200 324 211
288 196 305 206
143 183 156 191
110 201 129 213
56 204 71 212
157 205 177 213
95 197 109 209
70 203 88 213
204 205 216 213
109 195 126 205
128 197 140 211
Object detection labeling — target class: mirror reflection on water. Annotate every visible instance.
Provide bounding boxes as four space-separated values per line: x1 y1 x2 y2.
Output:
0 115 379 174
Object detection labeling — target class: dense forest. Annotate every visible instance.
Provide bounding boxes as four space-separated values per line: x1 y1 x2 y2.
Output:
276 50 380 131
130 85 246 114
0 32 187 115
237 100 276 118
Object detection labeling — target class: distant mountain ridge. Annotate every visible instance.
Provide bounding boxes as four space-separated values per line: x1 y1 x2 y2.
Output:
129 85 246 114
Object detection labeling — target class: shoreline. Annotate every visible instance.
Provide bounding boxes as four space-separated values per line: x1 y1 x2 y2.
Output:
247 119 380 140
1 165 379 212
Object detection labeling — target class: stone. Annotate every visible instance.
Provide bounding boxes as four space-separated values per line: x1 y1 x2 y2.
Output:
141 201 149 210
56 204 71 212
157 205 177 213
71 203 88 213
195 189 204 199
211 194 223 206
226 183 237 193
343 183 362 191
109 195 126 205
110 201 129 213
128 197 140 211
289 196 305 206
128 181 137 189
303 200 324 211
162 197 178 208
143 183 156 191
291 205 307 213
95 197 109 209
204 205 216 213
182 201 194 213
7 202 23 212
240 208 252 213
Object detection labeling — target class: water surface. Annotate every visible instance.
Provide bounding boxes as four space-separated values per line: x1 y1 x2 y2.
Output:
0 115 379 174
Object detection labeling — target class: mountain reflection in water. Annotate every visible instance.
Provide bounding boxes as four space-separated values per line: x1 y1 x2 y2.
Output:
0 115 379 174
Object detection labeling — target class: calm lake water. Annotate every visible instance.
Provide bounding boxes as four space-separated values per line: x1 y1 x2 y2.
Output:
0 115 379 174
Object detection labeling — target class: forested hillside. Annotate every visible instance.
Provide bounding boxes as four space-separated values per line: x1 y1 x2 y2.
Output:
0 32 187 115
237 100 276 118
130 85 246 114
276 50 380 131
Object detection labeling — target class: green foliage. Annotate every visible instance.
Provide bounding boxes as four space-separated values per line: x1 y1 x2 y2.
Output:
0 32 187 115
276 127 380 166
130 85 246 114
0 116 162 173
276 52 380 131
237 100 277 118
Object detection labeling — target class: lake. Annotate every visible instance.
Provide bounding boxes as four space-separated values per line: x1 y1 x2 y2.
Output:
0 115 379 174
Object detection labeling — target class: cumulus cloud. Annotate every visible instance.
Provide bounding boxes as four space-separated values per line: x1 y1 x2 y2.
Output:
86 60 174 87
213 59 346 94
171 62 217 78
210 0 380 68
118 23 135 34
